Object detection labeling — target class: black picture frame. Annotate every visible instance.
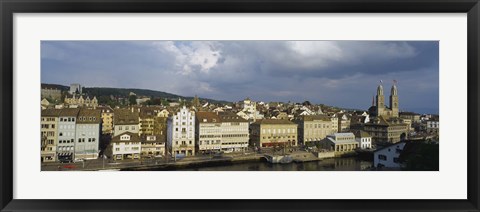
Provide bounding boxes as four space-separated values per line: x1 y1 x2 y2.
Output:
1 0 479 211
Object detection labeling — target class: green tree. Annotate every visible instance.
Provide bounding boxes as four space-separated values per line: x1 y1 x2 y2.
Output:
129 95 137 105
403 143 439 171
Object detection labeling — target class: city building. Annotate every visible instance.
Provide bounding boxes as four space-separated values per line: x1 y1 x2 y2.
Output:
41 109 61 162
99 106 114 135
113 108 140 136
109 132 141 160
141 134 166 157
218 112 249 152
157 109 169 118
64 95 98 108
337 114 351 133
295 115 334 145
139 109 156 136
363 83 408 143
363 116 408 143
195 112 222 153
354 131 372 149
373 142 407 169
195 112 249 154
399 112 421 123
240 98 264 121
330 115 339 133
69 83 82 94
318 133 359 156
250 119 297 149
41 85 62 101
369 82 399 118
153 116 167 137
426 118 439 134
57 108 80 162
74 109 101 160
167 106 196 156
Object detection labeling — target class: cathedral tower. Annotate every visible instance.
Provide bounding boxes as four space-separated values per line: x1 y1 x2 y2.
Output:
376 84 385 117
390 83 399 117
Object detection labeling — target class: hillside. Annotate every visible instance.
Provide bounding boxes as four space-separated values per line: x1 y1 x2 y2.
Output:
41 83 231 105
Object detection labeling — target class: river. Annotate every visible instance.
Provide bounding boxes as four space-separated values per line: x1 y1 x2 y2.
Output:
147 157 373 171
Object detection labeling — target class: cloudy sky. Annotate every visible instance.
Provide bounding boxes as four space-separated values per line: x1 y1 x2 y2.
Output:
41 41 439 114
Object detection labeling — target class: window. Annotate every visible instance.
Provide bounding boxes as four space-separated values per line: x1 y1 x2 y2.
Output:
378 154 387 160
393 157 400 163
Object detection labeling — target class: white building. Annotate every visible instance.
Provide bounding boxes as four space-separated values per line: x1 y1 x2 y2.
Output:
242 98 256 113
167 106 196 156
113 108 140 136
110 132 141 160
57 108 79 162
319 133 359 156
373 142 407 169
69 83 82 94
195 112 250 153
196 112 222 153
355 131 372 149
74 109 101 160
141 135 166 157
219 112 249 152
426 119 439 133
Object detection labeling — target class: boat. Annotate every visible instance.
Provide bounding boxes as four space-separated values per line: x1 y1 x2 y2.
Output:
264 154 293 164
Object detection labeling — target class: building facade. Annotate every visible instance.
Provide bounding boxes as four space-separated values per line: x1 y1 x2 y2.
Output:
295 115 334 145
363 116 408 143
218 112 249 152
110 132 141 160
355 131 372 149
139 111 155 136
57 108 79 162
41 86 62 101
250 119 297 149
69 83 82 94
141 134 166 157
99 106 114 135
373 142 407 169
363 83 408 143
113 109 140 136
74 109 101 160
41 109 60 162
167 106 196 156
319 133 359 156
195 112 222 153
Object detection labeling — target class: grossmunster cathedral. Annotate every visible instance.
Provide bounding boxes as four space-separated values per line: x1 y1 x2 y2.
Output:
362 82 409 143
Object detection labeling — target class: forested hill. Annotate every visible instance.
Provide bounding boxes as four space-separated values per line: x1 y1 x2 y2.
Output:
84 87 181 99
41 83 230 104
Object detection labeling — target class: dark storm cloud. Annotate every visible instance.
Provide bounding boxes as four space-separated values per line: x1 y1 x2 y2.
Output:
41 40 439 114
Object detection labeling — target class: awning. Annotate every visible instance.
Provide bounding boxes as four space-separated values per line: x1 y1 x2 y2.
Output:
58 152 73 157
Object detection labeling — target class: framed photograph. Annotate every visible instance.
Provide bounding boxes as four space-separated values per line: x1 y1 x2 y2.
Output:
1 0 479 211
